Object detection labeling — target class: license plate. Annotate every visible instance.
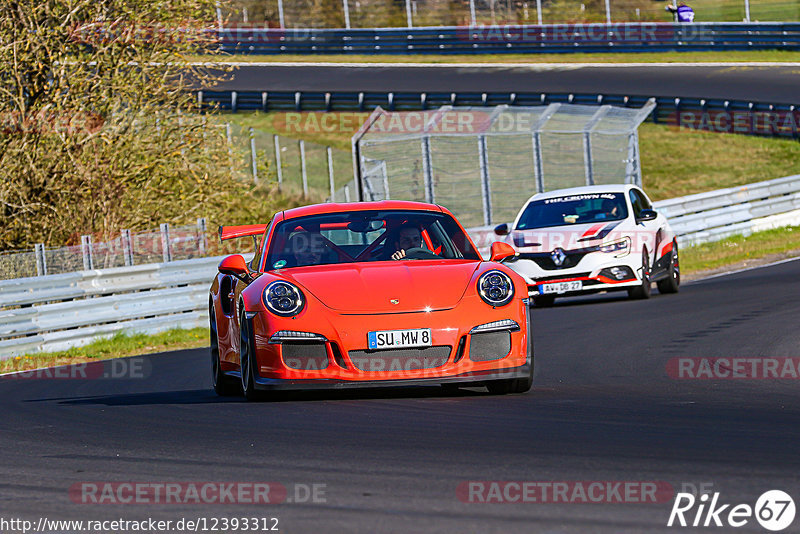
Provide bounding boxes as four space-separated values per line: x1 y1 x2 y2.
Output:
368 328 432 350
540 281 583 294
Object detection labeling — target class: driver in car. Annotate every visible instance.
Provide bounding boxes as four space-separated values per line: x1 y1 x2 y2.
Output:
389 223 425 260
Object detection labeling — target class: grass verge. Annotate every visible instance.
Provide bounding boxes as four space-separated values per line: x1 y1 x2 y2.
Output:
0 328 208 375
681 225 800 274
196 50 800 64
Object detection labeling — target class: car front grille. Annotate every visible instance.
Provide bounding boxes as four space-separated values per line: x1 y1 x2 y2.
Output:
522 252 589 270
469 331 511 362
281 343 329 371
348 346 451 372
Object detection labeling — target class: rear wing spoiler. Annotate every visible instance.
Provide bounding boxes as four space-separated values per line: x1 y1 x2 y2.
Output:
218 224 269 243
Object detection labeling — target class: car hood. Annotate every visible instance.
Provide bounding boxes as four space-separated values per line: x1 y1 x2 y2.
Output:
283 260 481 313
512 219 629 250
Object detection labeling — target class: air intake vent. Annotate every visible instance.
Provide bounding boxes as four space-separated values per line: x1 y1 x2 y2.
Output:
348 346 451 372
469 331 511 362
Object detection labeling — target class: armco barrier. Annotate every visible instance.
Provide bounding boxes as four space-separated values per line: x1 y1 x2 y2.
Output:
216 22 800 54
0 257 225 359
198 91 800 139
2 176 798 358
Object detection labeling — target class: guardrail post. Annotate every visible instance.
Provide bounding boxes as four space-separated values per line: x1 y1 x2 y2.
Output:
405 0 413 27
273 135 283 187
744 0 751 22
327 146 336 202
249 127 258 183
278 0 286 28
197 218 208 256
532 132 545 193
478 135 493 226
160 224 172 263
299 140 309 198
80 235 94 271
35 243 47 276
121 229 134 266
344 184 351 202
342 0 351 29
231 91 238 113
421 135 435 204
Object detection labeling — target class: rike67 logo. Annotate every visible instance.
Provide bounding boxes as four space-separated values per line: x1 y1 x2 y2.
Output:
668 490 795 531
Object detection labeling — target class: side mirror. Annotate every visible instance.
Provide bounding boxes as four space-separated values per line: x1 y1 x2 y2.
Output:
636 209 657 222
489 242 516 262
218 254 250 280
494 223 510 236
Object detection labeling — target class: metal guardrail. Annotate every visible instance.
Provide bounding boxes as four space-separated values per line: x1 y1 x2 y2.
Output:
653 174 800 246
0 257 224 359
217 22 800 54
199 91 800 139
1 175 798 358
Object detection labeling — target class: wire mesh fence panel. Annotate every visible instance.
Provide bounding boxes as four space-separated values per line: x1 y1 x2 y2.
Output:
590 132 635 186
540 132 588 191
331 149 355 200
485 134 537 224
429 136 485 227
360 137 429 202
44 245 87 275
0 250 36 281
91 237 127 270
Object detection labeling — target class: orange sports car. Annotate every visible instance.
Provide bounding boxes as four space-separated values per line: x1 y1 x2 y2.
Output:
209 201 532 400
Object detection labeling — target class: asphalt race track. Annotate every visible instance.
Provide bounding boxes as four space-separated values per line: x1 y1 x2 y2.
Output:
208 63 800 104
2 258 800 533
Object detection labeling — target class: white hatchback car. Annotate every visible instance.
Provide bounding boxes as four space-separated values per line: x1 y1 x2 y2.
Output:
495 184 680 306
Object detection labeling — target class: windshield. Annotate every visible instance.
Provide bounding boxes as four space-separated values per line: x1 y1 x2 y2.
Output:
264 210 481 270
516 193 629 230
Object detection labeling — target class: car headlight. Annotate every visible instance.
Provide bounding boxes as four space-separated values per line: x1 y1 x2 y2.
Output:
477 270 515 307
263 280 305 317
599 237 630 255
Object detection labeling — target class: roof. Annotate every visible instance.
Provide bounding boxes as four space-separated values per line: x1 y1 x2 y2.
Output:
281 200 445 221
526 184 636 203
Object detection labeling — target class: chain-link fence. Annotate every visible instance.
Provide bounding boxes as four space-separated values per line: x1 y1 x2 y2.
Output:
0 222 210 281
224 123 353 203
354 102 654 228
225 0 800 28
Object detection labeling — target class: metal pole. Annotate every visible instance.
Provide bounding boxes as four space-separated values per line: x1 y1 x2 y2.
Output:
469 0 477 25
225 123 234 176
672 0 678 22
160 223 172 263
299 140 309 198
215 3 223 31
344 184 351 202
605 0 611 24
342 0 351 29
273 135 283 187
197 218 208 256
327 146 336 202
278 0 286 28
421 136 434 204
35 243 47 276
583 132 594 186
80 235 94 271
477 135 493 226
744 0 751 22
405 0 413 27
532 132 545 193
249 127 258 183
536 0 542 24
121 229 134 266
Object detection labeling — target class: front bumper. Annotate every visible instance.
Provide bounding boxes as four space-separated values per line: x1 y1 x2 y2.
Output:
252 360 532 391
505 255 642 297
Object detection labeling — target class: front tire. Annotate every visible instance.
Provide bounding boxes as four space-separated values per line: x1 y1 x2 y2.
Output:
628 249 652 300
239 307 261 401
211 306 239 396
657 240 680 294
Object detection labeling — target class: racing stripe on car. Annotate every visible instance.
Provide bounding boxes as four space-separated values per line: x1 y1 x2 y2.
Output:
579 221 622 242
580 223 606 240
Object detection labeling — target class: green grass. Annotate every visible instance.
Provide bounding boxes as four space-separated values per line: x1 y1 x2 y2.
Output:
681 225 800 273
197 50 800 64
0 328 208 374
